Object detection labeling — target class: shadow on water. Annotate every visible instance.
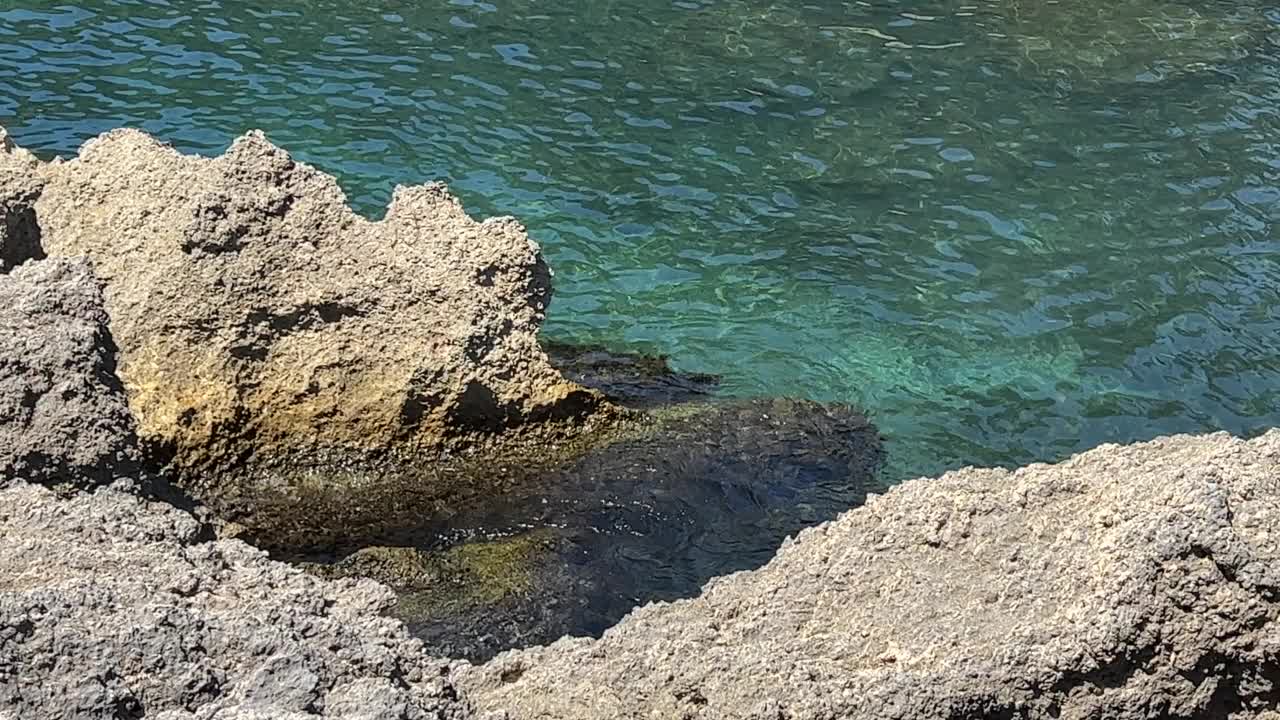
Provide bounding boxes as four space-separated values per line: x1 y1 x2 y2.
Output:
243 344 882 663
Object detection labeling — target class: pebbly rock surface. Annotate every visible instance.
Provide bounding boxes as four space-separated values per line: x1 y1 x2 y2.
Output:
27 126 605 469
0 126 44 272
461 430 1280 720
0 479 471 720
0 258 140 487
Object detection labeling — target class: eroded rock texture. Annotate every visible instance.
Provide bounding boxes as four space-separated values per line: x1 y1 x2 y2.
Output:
0 126 44 271
0 258 139 487
462 431 1280 720
30 128 603 468
0 480 470 720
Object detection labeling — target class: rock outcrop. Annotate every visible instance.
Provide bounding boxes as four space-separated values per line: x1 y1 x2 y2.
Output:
27 127 606 469
0 258 140 487
0 126 44 271
461 430 1280 720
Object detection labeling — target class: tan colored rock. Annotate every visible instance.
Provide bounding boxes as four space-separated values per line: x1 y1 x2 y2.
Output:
30 127 605 468
0 127 44 272
460 430 1280 719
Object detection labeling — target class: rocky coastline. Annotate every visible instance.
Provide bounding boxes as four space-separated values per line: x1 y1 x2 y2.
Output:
2 126 1279 719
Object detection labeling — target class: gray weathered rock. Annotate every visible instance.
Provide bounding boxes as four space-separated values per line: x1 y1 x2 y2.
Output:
460 430 1280 720
29 127 606 469
0 126 44 272
0 479 471 720
0 258 140 487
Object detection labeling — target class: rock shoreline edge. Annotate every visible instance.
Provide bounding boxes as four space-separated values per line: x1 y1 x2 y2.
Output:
3 127 1280 719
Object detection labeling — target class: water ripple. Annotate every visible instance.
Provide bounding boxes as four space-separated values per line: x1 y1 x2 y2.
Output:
2 0 1279 480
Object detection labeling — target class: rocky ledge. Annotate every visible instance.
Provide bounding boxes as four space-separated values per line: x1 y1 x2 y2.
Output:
0 479 468 720
460 429 1280 719
0 258 139 487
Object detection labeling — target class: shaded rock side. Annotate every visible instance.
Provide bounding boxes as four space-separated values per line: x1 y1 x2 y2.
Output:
30 127 604 468
0 479 471 720
0 126 45 272
0 258 140 487
461 430 1280 720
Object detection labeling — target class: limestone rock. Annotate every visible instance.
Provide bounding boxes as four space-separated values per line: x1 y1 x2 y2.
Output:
0 126 44 272
460 431 1280 720
0 479 471 720
31 127 604 468
0 258 140 487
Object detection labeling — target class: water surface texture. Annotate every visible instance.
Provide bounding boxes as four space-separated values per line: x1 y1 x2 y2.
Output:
3 0 1279 480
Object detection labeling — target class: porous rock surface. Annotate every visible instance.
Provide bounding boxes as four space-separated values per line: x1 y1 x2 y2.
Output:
0 126 44 271
29 126 602 468
0 479 470 720
462 430 1280 720
0 258 140 487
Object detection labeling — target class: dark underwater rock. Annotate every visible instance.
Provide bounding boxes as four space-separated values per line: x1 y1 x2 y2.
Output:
543 340 720 409
240 396 883 663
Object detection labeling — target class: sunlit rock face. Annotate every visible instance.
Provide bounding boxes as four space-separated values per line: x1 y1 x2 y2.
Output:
25 127 607 472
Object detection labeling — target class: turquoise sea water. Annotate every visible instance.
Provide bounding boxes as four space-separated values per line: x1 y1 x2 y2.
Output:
3 0 1279 482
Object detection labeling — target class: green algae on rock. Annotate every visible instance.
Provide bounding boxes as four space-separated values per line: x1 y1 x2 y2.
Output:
305 529 563 648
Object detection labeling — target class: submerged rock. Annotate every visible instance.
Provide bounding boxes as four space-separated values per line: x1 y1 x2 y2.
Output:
460 430 1280 720
0 258 140 487
543 341 720 410
244 397 883 663
0 126 44 272
26 127 608 471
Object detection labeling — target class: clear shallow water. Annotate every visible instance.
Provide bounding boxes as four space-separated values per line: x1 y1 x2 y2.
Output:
3 0 1279 481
